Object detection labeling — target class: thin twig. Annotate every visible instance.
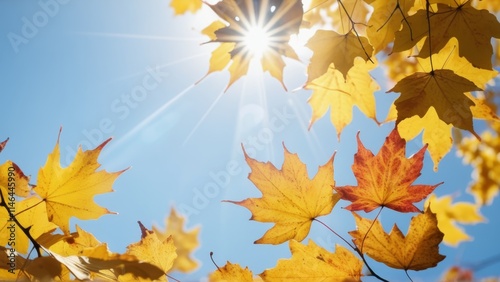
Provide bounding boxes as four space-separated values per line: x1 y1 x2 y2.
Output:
0 191 42 257
337 0 374 63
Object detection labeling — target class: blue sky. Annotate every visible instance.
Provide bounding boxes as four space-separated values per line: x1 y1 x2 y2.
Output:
1 1 500 281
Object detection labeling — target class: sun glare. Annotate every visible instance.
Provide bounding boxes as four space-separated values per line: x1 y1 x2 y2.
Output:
243 25 271 59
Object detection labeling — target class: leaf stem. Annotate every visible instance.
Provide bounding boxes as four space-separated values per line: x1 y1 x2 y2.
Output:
210 251 221 271
405 270 414 282
425 0 434 72
360 207 383 253
0 190 42 257
313 218 356 250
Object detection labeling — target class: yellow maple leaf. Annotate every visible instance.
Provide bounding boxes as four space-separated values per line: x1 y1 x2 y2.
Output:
367 0 415 52
260 240 363 281
170 0 202 15
126 221 177 275
209 261 254 282
227 145 340 245
305 57 379 137
458 122 500 205
335 129 441 212
388 69 481 135
306 29 373 82
425 194 484 246
0 197 57 254
393 2 500 69
349 208 446 271
33 133 126 234
153 207 200 273
0 161 31 197
202 0 303 90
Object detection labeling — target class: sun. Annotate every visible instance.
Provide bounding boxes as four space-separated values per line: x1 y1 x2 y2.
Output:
242 25 272 60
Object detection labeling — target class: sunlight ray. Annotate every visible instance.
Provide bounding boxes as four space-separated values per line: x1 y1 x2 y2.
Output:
76 31 205 41
182 89 226 146
105 52 210 84
101 84 195 158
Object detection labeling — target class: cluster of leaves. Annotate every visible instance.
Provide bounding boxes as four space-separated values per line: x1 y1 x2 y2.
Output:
192 0 500 171
0 132 200 281
170 0 500 280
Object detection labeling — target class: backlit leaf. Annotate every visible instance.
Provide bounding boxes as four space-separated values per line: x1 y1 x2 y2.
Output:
260 240 363 281
349 208 445 270
227 144 340 244
335 129 441 212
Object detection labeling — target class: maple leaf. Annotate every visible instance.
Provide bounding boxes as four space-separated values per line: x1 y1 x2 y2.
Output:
0 197 57 254
260 239 363 281
227 144 340 245
425 194 484 246
305 57 379 137
458 122 500 205
388 69 481 135
349 208 446 270
0 160 31 197
170 0 202 15
126 221 177 276
367 0 415 53
209 261 254 282
335 129 441 213
203 0 303 90
306 29 373 82
33 132 126 234
385 38 498 169
153 207 200 273
393 2 500 69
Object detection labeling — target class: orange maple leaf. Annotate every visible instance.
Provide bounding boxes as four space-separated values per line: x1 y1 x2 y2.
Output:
33 131 126 234
349 208 445 271
202 0 302 90
260 240 363 281
0 138 8 154
335 129 441 212
227 144 340 244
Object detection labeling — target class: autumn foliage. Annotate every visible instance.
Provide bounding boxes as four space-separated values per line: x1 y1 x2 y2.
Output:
1 0 500 281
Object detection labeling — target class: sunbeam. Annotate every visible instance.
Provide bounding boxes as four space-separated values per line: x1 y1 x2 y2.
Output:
182 89 226 146
75 31 205 41
100 83 195 159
